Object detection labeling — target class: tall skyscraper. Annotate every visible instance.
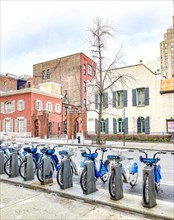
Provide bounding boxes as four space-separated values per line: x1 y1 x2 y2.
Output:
160 16 174 78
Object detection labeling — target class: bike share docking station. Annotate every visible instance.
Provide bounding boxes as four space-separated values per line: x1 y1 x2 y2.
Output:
142 166 157 208
83 160 96 195
0 151 4 174
10 151 19 177
41 156 53 185
24 153 34 181
107 155 124 200
60 158 73 189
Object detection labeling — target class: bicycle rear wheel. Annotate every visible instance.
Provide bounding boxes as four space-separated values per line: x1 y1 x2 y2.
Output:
129 172 138 187
108 169 116 198
80 167 88 192
4 157 11 176
19 159 36 179
143 173 150 205
37 161 54 183
56 164 64 187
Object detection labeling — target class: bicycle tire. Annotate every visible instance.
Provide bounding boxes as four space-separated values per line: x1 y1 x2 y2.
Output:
56 164 64 187
37 161 54 183
143 173 150 205
80 167 88 192
129 172 138 187
19 159 36 179
4 157 11 176
100 160 110 183
108 169 116 199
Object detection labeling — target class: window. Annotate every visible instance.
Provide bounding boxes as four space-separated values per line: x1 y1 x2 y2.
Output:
137 88 145 106
4 101 15 113
47 69 50 79
42 70 45 80
88 64 92 75
46 102 52 112
16 118 27 133
55 103 61 113
5 119 13 132
84 64 86 75
137 117 145 133
101 119 105 132
84 99 86 109
17 100 24 111
84 81 86 92
35 100 42 111
118 118 124 133
116 91 124 107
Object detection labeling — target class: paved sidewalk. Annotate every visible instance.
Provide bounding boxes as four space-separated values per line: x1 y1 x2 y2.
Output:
0 174 173 220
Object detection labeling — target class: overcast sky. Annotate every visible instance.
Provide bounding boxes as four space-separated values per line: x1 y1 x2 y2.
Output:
1 0 173 76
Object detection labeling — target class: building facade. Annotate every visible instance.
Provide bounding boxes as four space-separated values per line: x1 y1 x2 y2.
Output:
87 63 174 139
0 88 62 138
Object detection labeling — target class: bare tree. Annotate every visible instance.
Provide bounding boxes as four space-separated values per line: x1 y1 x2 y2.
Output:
86 17 131 144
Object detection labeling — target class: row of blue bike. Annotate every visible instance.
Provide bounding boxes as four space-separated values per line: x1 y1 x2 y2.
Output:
0 141 166 205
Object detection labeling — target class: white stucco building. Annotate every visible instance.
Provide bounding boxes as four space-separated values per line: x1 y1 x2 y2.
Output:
87 63 174 137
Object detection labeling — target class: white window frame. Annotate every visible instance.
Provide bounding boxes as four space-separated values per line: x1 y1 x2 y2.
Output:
17 100 24 111
88 64 92 75
35 100 42 111
46 102 52 112
55 103 61 113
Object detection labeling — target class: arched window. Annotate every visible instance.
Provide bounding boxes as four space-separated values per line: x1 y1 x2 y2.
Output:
137 117 145 133
118 118 124 133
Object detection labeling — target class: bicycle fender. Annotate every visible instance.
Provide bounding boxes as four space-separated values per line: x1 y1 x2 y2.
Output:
130 162 138 174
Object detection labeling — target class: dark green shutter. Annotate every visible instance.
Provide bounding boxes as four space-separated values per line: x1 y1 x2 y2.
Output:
145 117 150 134
105 118 109 134
113 118 117 134
137 117 141 133
103 92 108 108
124 117 128 134
95 94 98 109
132 89 136 106
113 92 116 107
145 88 149 106
95 119 98 134
124 90 127 107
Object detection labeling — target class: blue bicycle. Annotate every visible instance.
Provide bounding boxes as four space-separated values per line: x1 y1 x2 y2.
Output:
139 150 166 205
80 147 110 192
19 143 47 179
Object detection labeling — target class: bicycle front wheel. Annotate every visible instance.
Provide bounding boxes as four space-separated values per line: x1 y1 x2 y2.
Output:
108 169 116 199
4 157 11 176
143 173 150 205
101 160 110 183
37 161 54 183
80 167 88 192
19 159 36 179
129 172 138 187
56 164 64 187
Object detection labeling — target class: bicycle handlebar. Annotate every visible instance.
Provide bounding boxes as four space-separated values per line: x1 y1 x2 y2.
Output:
139 150 166 158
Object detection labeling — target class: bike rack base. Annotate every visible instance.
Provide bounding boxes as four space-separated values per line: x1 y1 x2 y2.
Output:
60 158 73 189
42 156 53 185
0 151 4 174
24 154 34 181
83 160 96 195
142 166 157 208
10 152 19 177
111 163 123 200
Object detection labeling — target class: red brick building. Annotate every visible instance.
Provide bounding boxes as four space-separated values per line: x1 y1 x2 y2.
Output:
33 53 96 139
0 88 62 138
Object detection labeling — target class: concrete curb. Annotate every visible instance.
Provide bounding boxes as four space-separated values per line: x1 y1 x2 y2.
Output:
0 174 173 220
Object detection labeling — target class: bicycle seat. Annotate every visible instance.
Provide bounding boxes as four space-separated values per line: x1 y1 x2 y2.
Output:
81 151 98 159
23 147 37 154
59 150 74 157
140 156 160 164
100 148 107 152
107 155 125 162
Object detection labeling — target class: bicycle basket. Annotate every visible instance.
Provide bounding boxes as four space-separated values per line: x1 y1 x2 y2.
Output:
140 157 160 164
40 147 48 154
59 150 68 156
24 147 37 154
81 152 98 159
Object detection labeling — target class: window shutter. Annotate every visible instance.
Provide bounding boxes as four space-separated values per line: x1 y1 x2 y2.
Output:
10 119 13 132
113 118 117 134
12 101 15 112
95 119 98 134
95 94 98 109
15 119 18 132
103 92 108 108
124 117 128 134
132 89 136 106
123 90 128 107
145 117 150 134
112 92 116 107
105 118 109 134
1 102 4 113
145 88 149 106
137 117 141 133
